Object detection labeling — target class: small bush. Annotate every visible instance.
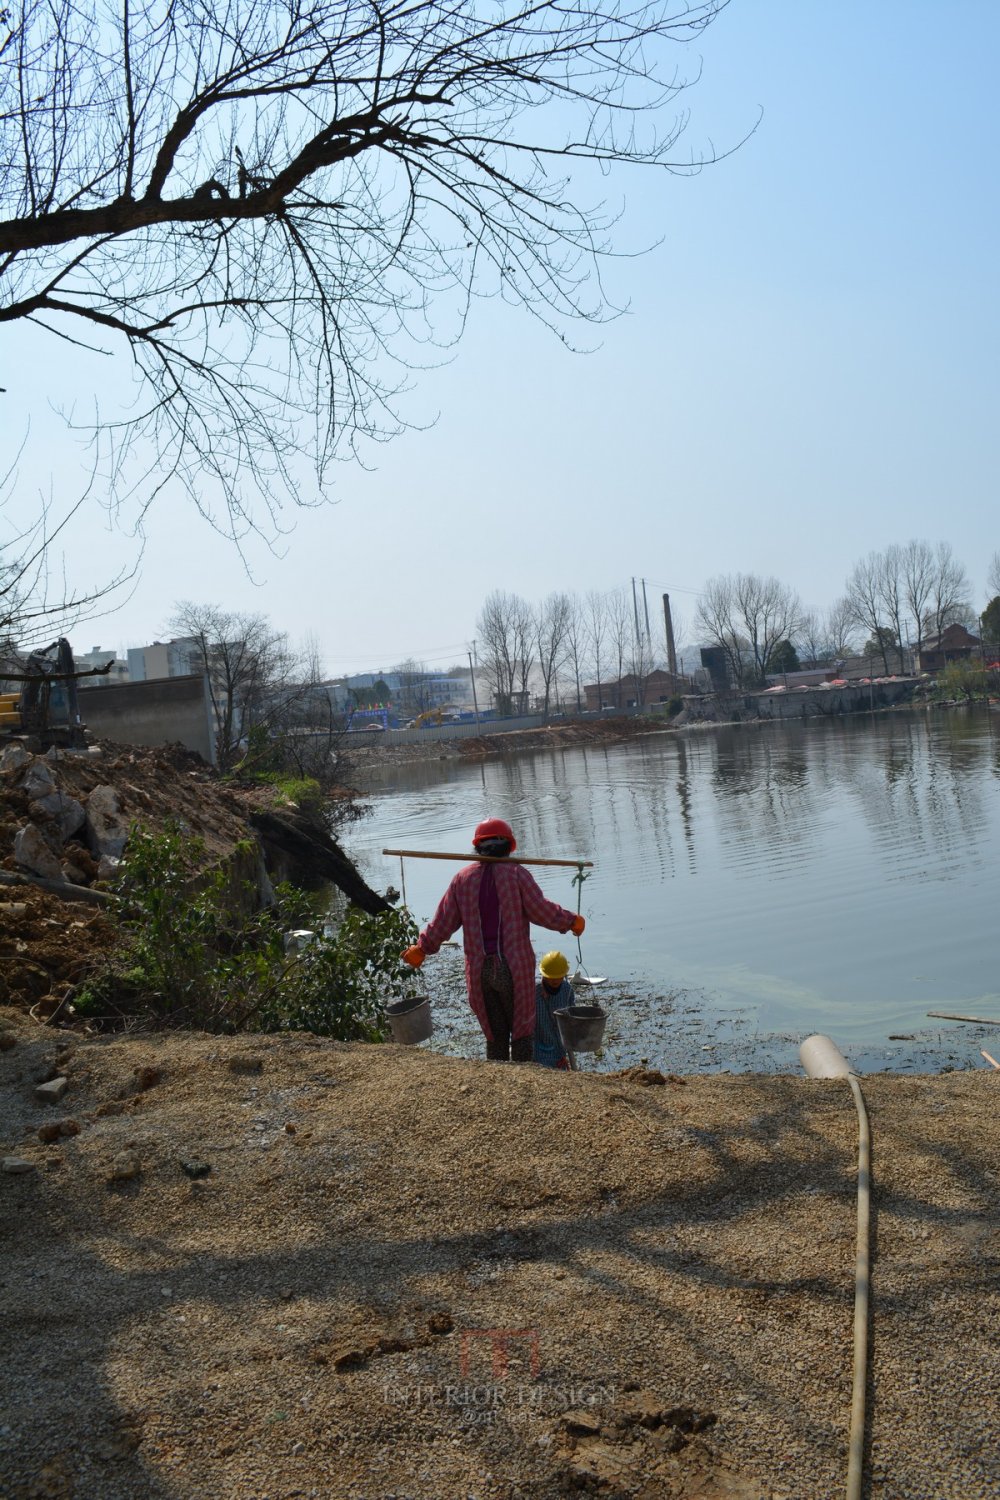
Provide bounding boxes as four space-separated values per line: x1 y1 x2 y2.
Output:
933 661 1000 702
76 823 419 1040
272 775 325 817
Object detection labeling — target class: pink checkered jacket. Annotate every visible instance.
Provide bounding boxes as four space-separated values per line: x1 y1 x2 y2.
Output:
418 862 577 1043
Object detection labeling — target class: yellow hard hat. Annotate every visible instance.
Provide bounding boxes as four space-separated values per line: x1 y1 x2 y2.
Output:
539 950 570 980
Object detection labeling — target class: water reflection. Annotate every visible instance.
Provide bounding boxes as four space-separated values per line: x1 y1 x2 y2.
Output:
354 709 1000 1042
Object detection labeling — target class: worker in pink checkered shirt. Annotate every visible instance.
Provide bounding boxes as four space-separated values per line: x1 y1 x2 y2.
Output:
402 817 585 1062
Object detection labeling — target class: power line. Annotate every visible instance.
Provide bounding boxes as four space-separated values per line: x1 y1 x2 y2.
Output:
323 642 474 676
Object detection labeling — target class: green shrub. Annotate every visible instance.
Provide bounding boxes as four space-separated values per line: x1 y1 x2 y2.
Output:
76 823 418 1040
272 775 325 817
933 660 1000 702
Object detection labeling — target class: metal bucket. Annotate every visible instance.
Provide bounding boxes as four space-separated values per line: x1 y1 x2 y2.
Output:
555 1003 607 1053
386 995 432 1046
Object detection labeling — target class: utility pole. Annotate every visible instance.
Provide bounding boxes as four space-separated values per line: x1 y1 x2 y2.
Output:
468 646 481 734
631 577 642 645
662 594 678 678
641 578 652 645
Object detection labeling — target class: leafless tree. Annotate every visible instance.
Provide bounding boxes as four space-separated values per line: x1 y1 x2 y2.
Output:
696 575 747 686
697 573 800 687
534 592 572 718
1 457 140 653
606 588 633 707
512 597 535 710
477 589 533 716
562 597 587 713
845 553 896 674
925 542 971 639
797 602 857 664
877 546 906 666
2 0 732 537
824 598 858 658
796 610 826 665
169 601 316 771
584 590 609 708
392 657 430 714
627 617 656 704
900 540 935 656
987 552 1000 601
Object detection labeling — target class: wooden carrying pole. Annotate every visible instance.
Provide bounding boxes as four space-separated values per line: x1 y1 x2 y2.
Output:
383 848 592 869
927 1010 1000 1026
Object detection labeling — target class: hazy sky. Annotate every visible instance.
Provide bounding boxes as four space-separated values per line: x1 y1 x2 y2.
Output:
8 0 999 676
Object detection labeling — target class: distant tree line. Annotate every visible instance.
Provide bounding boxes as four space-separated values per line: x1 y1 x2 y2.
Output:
473 586 667 714
693 540 1000 689
468 544 1000 708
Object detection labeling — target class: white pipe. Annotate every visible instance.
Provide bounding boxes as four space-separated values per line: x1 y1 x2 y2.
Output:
799 1035 871 1500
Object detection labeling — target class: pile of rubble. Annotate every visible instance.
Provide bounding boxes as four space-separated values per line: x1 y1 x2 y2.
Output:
2 741 132 889
0 738 388 1017
1 739 252 897
0 739 266 1015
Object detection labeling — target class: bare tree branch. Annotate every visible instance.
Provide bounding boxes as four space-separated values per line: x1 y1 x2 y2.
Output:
1 0 735 536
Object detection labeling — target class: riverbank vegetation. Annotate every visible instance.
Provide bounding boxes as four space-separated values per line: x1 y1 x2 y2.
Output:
75 824 417 1039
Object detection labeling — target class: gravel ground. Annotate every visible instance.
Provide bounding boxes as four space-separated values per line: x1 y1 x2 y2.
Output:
1 1008 998 1500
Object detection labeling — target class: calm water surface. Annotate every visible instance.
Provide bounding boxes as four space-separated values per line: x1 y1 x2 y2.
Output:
349 711 1000 1071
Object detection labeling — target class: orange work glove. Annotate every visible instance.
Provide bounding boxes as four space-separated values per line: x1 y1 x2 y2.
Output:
571 914 586 937
401 944 425 968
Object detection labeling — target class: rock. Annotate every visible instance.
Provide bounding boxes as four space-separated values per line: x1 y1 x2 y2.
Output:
34 791 86 840
85 785 129 858
87 745 104 757
97 854 121 882
562 1411 603 1437
37 1119 80 1143
35 1076 68 1104
43 746 65 763
23 762 56 799
14 823 65 881
135 1065 161 1092
0 902 28 920
0 743 32 772
179 1160 211 1179
108 1151 141 1182
2 1157 35 1175
66 846 99 880
0 1031 17 1051
61 861 91 886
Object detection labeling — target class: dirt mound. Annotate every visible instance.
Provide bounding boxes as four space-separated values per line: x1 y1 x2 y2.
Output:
0 885 117 1014
1 1014 997 1499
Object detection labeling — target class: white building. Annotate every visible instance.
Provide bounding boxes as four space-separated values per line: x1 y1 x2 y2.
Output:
126 637 203 682
72 646 130 688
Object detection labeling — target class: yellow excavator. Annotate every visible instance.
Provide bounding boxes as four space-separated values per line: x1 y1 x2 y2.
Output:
0 690 19 731
0 638 95 749
411 707 444 729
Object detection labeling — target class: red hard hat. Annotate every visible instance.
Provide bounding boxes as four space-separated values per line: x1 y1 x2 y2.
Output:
473 817 516 852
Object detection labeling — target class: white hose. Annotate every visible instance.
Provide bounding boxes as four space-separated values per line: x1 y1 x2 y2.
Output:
799 1036 871 1500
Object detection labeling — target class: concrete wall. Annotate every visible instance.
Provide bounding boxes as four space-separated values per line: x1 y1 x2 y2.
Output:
344 709 647 744
79 674 215 764
741 680 919 720
343 712 550 744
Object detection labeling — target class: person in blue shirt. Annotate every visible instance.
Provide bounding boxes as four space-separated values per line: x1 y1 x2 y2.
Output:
534 950 576 1069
